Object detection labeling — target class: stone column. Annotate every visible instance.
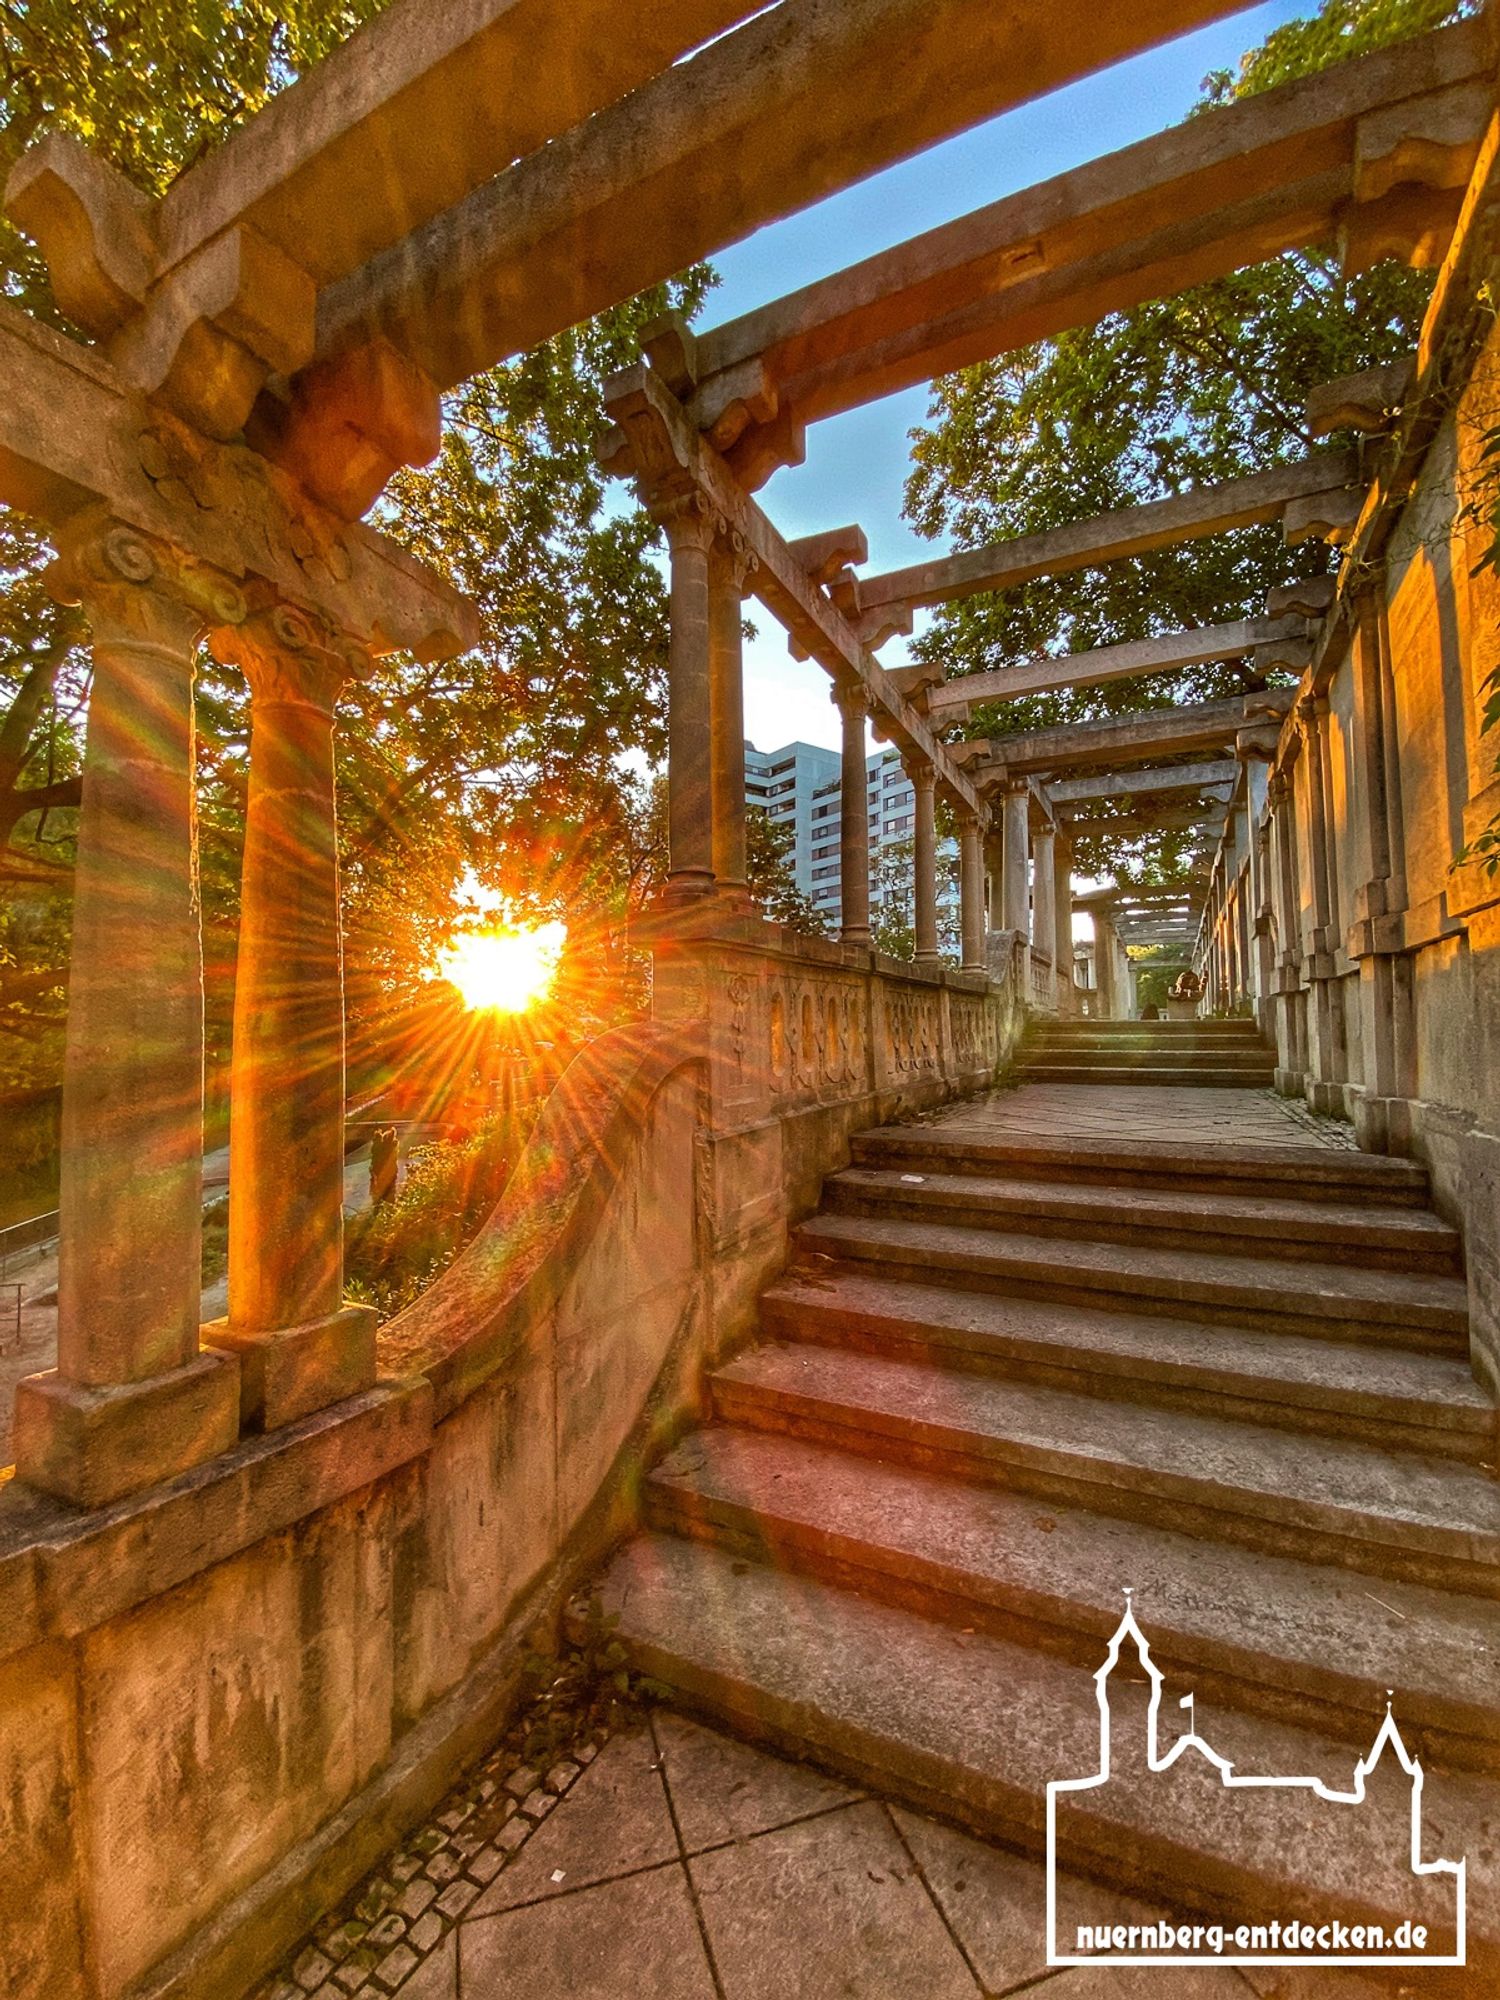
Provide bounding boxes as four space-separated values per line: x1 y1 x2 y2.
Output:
709 533 755 905
1053 833 1075 1012
13 519 241 1508
1031 826 1057 1009
659 495 719 900
1269 769 1308 1089
1000 786 1030 933
958 812 987 972
204 606 376 1431
905 757 940 963
834 677 871 944
1297 693 1347 1106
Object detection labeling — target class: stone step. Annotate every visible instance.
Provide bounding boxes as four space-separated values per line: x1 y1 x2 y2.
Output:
796 1212 1469 1350
1032 1025 1263 1041
759 1270 1490 1458
645 1425 1500 1772
1017 1062 1276 1087
823 1167 1462 1275
849 1127 1429 1206
1025 1039 1272 1062
602 1533 1495 1975
709 1343 1500 1593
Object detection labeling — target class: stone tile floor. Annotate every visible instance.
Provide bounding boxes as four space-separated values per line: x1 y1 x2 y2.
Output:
927 1084 1358 1152
257 1708 1406 2000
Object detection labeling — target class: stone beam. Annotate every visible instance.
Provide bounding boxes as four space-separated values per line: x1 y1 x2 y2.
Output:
852 452 1357 617
0 302 477 661
971 693 1294 778
315 0 1262 394
684 20 1488 448
927 617 1306 717
157 2 764 291
598 360 979 814
1047 759 1239 804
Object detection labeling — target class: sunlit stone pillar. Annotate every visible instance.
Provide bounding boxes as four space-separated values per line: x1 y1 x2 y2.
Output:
659 494 719 900
958 812 987 972
1031 826 1057 1007
1269 769 1308 1086
834 677 871 943
709 533 755 905
13 519 240 1507
205 606 376 1431
1000 785 1030 933
905 757 940 964
1053 833 1075 1011
1298 692 1347 1101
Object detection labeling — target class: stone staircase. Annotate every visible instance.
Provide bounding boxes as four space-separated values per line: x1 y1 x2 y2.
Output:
1020 1014 1276 1086
600 1109 1500 1974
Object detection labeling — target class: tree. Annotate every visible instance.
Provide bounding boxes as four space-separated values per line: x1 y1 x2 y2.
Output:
904 0 1476 891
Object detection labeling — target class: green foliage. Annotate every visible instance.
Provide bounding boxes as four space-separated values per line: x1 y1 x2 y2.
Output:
344 1115 517 1319
905 0 1472 893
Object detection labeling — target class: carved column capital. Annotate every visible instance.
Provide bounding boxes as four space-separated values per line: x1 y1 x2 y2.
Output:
832 674 870 721
656 489 722 556
717 524 759 594
901 755 936 796
47 511 248 651
212 602 367 712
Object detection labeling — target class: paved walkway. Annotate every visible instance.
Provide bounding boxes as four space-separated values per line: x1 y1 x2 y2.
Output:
257 1708 1378 2000
924 1084 1358 1152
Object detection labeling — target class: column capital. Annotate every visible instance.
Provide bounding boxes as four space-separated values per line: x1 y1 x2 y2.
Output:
47 510 248 651
655 489 722 556
716 524 759 593
901 754 936 795
831 673 869 721
1295 690 1330 732
211 601 367 713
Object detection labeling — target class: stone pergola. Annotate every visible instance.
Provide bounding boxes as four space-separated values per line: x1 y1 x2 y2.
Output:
1 5 1497 1995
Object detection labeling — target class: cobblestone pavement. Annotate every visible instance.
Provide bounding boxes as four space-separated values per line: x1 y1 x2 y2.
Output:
927 1084 1359 1152
254 1707 1391 1999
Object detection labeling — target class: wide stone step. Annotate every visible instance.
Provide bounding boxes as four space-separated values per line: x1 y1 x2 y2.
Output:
796 1212 1469 1349
1017 1061 1276 1087
645 1426 1500 1772
1025 1041 1272 1064
823 1167 1461 1274
850 1126 1429 1205
602 1534 1496 1974
709 1343 1500 1593
760 1270 1490 1457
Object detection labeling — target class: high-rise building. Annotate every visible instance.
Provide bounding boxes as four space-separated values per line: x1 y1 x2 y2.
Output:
745 738 959 937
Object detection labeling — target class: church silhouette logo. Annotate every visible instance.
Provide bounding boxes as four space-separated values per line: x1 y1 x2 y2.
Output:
1044 1592 1466 1968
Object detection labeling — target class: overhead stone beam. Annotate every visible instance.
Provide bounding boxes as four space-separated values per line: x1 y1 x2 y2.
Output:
927 617 1307 717
970 692 1294 778
1047 759 1239 804
598 359 980 813
851 452 1357 618
0 301 477 661
315 0 1261 395
157 2 764 291
684 20 1488 451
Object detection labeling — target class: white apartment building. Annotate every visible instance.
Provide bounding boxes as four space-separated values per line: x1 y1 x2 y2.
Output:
745 738 960 935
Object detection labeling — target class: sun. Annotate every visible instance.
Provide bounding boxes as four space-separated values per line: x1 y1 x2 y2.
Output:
433 920 566 1014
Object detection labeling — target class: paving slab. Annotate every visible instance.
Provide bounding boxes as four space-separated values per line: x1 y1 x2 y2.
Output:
468 1726 677 1917
460 1862 715 1999
688 1799 979 1998
651 1707 859 1852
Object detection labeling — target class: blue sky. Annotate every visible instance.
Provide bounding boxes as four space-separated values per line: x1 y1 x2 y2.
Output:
681 0 1309 752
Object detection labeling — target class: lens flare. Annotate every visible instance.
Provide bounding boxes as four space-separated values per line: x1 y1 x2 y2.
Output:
433 921 565 1014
